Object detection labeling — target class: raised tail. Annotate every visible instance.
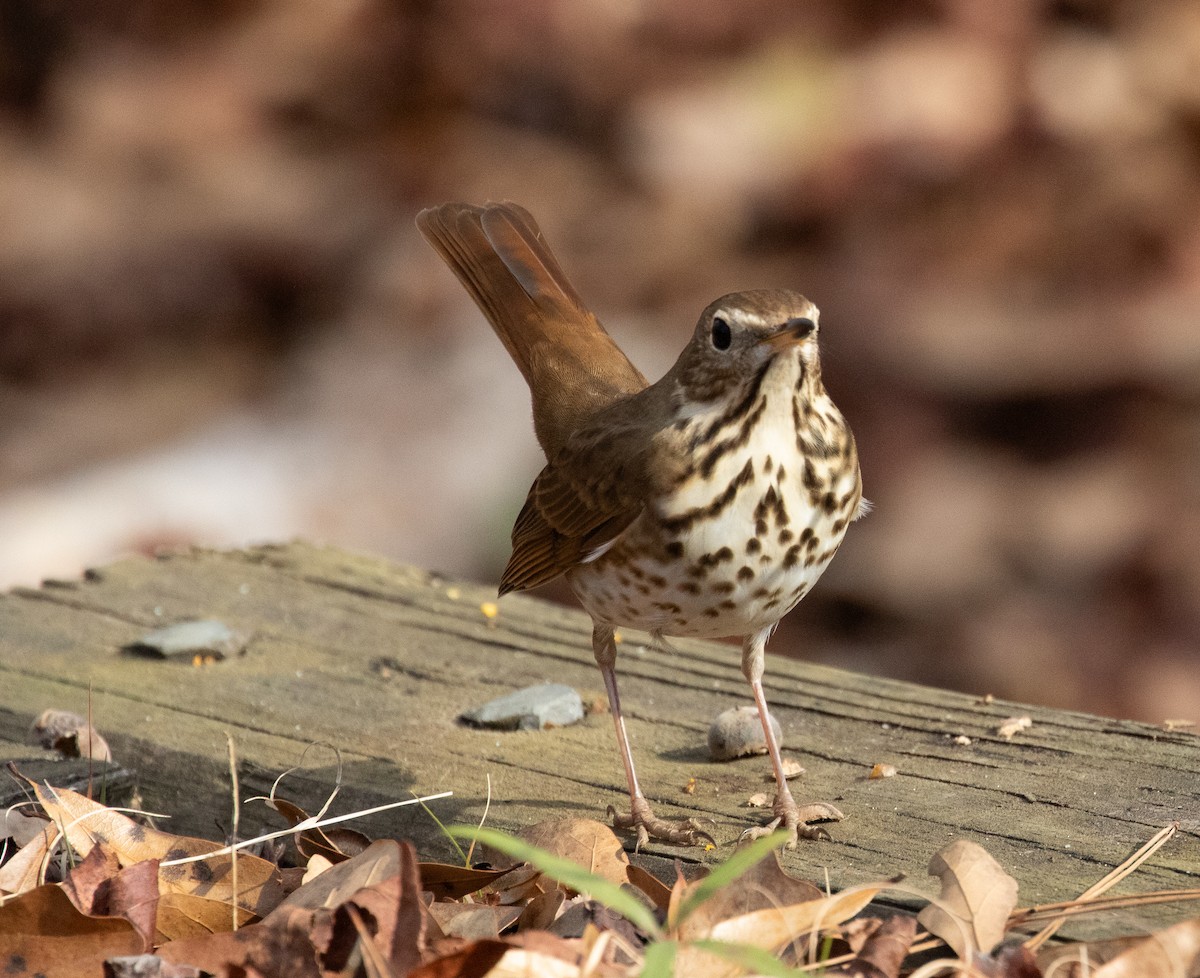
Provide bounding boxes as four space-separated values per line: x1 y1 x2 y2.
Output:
416 201 647 457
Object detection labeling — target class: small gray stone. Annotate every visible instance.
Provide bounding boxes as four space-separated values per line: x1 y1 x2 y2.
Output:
460 683 584 731
122 620 246 661
708 705 781 760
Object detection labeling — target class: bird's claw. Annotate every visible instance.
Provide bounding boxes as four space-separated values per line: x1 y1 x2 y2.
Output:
607 801 716 850
740 801 844 848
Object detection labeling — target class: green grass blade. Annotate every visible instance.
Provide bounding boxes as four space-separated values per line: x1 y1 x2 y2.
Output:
447 825 662 938
675 830 790 924
639 940 677 978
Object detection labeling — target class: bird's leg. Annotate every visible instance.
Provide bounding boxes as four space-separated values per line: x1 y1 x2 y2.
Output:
739 628 844 847
592 623 714 849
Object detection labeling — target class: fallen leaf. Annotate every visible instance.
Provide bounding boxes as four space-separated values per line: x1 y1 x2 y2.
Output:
0 819 56 894
870 763 897 779
276 839 407 912
0 883 142 975
997 716 1033 740
676 886 882 978
674 848 823 940
1163 719 1195 732
779 758 806 780
746 792 771 808
264 796 370 864
0 809 48 848
954 735 973 746
625 863 672 912
517 819 629 888
156 891 257 942
428 903 521 939
917 839 1019 957
846 913 917 978
31 709 112 761
1091 916 1200 977
26 779 284 918
420 861 516 901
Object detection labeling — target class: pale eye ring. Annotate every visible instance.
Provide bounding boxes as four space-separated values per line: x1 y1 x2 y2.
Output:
711 316 732 351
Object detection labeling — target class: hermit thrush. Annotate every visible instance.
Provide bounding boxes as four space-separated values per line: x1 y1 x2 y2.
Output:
417 201 867 847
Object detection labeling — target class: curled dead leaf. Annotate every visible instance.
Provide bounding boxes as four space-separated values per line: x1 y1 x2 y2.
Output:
31 709 112 761
918 839 1019 958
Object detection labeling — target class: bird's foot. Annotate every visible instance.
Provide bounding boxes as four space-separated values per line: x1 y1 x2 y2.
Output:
740 800 844 848
608 798 715 850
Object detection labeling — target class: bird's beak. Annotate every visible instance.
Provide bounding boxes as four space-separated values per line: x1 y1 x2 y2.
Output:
759 317 816 351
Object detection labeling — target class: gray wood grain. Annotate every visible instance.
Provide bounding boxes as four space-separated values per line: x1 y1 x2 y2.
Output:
1 541 1196 939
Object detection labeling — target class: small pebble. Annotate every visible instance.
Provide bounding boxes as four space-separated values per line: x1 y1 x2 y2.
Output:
461 683 584 731
708 705 780 761
122 620 245 661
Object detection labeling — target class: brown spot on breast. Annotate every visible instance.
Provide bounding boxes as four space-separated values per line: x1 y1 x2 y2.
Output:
803 459 819 490
778 529 794 544
776 466 787 482
822 492 838 513
783 545 802 569
703 608 721 618
679 581 701 595
737 565 755 582
653 601 682 614
697 546 734 568
719 599 737 610
746 537 762 554
665 541 684 559
831 517 846 534
648 574 668 589
755 519 769 537
712 581 736 595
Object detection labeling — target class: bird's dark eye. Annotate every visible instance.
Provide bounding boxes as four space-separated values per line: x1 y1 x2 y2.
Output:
711 316 732 351
788 316 816 339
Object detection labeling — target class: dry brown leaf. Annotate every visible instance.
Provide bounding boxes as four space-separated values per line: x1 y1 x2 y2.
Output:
421 861 516 902
428 903 521 940
516 888 567 931
0 819 55 895
675 849 823 937
676 885 882 978
156 891 257 942
276 838 406 912
158 839 425 977
409 938 510 978
918 839 1019 957
846 913 917 978
265 796 371 864
61 844 160 952
0 883 143 975
870 763 898 779
31 709 113 762
625 863 672 912
1 809 49 848
26 779 285 917
1091 916 1200 977
517 818 629 888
